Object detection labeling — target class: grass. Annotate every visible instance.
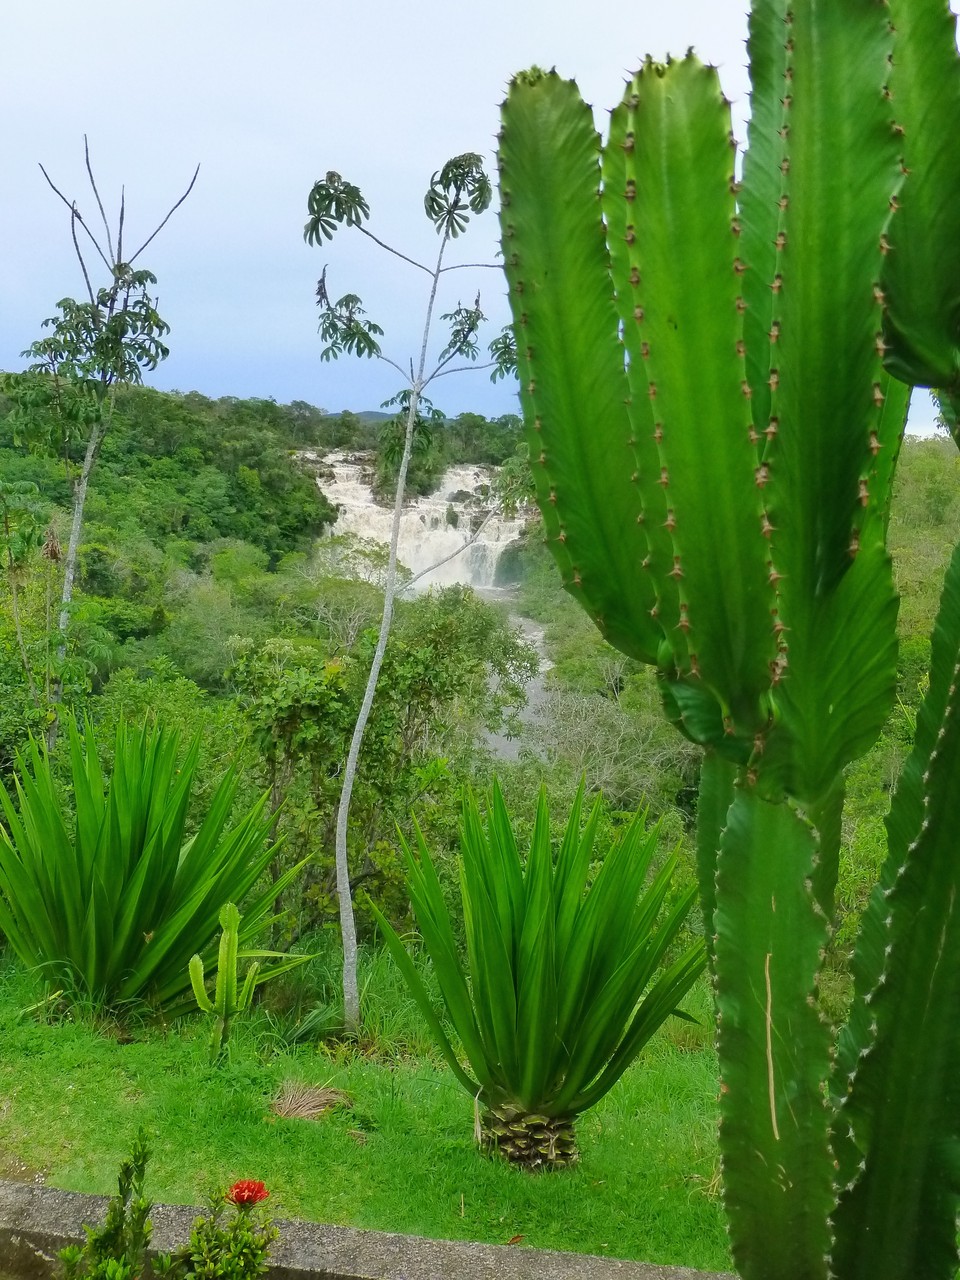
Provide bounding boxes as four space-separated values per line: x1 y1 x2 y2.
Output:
0 958 730 1273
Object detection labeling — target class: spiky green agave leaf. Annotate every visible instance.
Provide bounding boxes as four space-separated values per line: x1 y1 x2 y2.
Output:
377 787 703 1125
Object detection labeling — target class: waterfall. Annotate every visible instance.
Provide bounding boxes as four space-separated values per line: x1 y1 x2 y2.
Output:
302 451 524 590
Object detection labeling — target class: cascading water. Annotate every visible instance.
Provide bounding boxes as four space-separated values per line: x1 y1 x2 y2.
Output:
303 450 525 590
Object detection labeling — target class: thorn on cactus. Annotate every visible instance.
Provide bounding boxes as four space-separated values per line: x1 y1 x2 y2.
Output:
771 274 783 292
742 381 753 399
873 383 885 407
768 369 780 391
768 322 781 342
733 258 747 275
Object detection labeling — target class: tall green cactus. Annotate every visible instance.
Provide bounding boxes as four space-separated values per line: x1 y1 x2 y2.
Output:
497 2 960 1277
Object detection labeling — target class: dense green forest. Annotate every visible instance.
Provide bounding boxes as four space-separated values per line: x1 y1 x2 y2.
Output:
0 386 534 940
0 381 956 965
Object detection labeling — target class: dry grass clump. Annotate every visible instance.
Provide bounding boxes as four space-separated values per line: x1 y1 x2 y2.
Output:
271 1081 352 1121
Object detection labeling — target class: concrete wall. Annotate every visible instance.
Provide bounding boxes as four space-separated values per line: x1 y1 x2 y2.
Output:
0 1178 735 1280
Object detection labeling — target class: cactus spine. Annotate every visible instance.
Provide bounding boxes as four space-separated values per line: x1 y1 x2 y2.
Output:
189 903 260 1063
498 1 960 1276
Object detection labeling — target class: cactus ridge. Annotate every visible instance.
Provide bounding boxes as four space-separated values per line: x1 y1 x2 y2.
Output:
829 540 960 1279
881 0 960 395
713 784 834 1278
498 70 663 665
606 54 776 736
602 86 681 649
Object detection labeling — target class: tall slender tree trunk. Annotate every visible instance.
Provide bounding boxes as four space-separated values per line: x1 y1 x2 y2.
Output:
46 413 106 749
332 239 449 1033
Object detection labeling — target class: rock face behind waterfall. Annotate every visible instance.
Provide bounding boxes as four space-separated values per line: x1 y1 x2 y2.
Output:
301 450 524 590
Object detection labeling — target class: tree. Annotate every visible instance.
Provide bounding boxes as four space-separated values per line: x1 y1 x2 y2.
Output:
303 156 514 1029
3 139 198 744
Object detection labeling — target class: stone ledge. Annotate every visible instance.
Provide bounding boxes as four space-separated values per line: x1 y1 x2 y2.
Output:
0 1178 735 1280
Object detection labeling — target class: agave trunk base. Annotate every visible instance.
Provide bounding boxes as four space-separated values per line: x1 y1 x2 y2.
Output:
479 1104 578 1171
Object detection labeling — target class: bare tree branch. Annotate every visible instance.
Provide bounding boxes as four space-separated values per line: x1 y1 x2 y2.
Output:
438 262 501 272
117 187 126 266
425 359 497 386
69 208 97 310
84 134 115 263
129 163 201 263
357 225 432 275
402 508 497 590
38 163 113 274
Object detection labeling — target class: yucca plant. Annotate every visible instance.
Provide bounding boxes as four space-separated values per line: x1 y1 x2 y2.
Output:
0 716 305 1017
497 0 960 1273
374 783 705 1170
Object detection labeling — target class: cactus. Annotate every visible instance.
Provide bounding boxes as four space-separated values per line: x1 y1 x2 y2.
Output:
190 903 260 1063
497 2 960 1276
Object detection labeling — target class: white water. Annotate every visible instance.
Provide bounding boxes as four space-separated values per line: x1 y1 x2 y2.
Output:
303 450 524 590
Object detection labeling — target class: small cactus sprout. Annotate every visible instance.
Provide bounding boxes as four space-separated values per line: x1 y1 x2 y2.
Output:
190 903 260 1064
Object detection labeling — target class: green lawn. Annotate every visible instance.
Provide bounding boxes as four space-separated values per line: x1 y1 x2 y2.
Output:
0 963 730 1273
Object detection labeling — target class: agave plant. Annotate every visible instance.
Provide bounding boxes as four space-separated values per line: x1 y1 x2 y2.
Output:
497 0 960 1273
374 783 705 1170
0 716 304 1017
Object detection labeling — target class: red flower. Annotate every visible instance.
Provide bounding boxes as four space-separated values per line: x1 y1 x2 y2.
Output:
227 1179 269 1206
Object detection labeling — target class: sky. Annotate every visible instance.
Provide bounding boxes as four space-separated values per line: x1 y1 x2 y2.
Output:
0 0 953 432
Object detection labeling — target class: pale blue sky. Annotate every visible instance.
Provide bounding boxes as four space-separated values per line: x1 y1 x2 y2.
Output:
0 0 953 431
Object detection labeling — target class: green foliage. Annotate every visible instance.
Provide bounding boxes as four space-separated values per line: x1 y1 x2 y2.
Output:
423 153 492 237
230 587 537 935
159 1184 278 1280
0 716 303 1017
374 782 705 1165
60 1128 153 1280
498 0 960 1272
